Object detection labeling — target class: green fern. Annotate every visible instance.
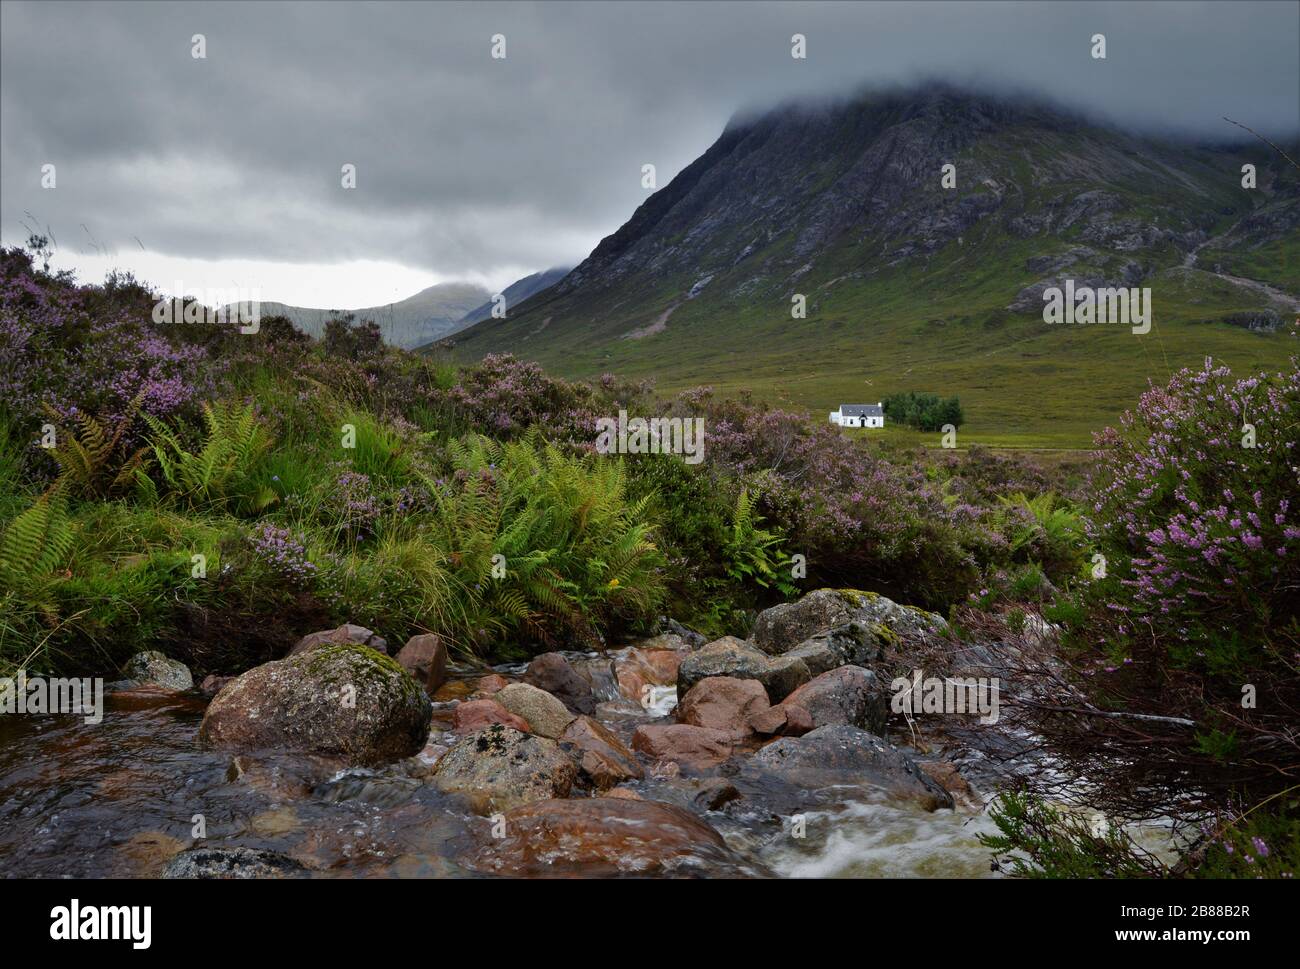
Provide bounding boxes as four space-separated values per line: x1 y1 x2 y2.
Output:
142 401 273 511
44 396 149 498
0 490 74 590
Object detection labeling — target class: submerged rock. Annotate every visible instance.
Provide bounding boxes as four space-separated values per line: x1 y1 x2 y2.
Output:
122 651 193 691
432 724 578 812
198 644 431 766
162 846 307 879
462 797 761 877
750 724 953 811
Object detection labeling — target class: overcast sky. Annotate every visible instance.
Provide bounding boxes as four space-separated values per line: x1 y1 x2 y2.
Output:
2 0 1296 308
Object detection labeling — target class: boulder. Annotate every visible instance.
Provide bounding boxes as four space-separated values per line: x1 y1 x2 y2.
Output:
631 723 735 769
452 698 530 734
676 636 810 702
560 715 643 788
432 724 578 812
522 652 596 715
615 641 690 704
199 674 235 697
676 677 770 735
162 846 306 879
198 644 431 766
122 651 193 691
477 674 509 694
778 666 887 734
495 682 575 739
395 633 447 693
290 623 388 656
462 797 758 876
751 725 953 810
751 589 946 662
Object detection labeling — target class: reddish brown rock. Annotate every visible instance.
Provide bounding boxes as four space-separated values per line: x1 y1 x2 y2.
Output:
919 760 979 809
453 699 530 734
615 645 689 702
289 623 388 656
396 633 447 694
747 704 788 736
463 797 755 876
522 652 596 715
677 676 770 735
477 674 509 695
631 723 735 769
199 674 236 697
560 715 643 788
605 786 643 801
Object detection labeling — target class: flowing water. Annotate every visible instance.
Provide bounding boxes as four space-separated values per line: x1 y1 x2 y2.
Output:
0 659 1005 879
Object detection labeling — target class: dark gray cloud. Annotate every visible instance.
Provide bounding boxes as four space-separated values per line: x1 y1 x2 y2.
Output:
2 0 1296 295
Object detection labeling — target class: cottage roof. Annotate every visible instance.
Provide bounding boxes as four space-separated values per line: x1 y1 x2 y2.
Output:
838 404 883 417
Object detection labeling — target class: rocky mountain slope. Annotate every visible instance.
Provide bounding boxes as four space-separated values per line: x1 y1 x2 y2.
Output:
460 267 571 326
443 84 1299 442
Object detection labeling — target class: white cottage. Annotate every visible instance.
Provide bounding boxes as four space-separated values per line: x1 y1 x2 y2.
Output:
829 403 884 428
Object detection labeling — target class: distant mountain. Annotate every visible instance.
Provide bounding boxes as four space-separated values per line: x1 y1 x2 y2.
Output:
444 83 1299 443
458 267 571 326
240 281 490 349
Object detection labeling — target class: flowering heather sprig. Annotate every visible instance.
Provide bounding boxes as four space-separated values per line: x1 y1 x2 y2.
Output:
250 523 318 587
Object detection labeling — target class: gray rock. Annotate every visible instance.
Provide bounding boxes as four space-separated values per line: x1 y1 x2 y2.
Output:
676 636 810 702
432 724 578 812
122 651 193 691
751 589 946 663
780 666 888 734
162 846 306 879
198 644 431 766
496 682 576 738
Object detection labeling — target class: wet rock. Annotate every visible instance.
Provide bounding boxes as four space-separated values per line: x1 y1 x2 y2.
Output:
677 676 770 735
122 651 193 691
290 623 388 656
463 797 759 877
676 637 809 702
751 589 946 663
199 644 431 766
919 760 981 810
495 682 575 738
432 724 578 812
615 641 690 703
199 674 235 697
477 674 509 695
522 652 597 715
395 633 447 693
691 778 742 811
561 715 644 789
751 725 953 811
162 846 307 879
654 618 707 648
606 786 644 801
779 666 887 734
631 723 735 769
452 698 530 734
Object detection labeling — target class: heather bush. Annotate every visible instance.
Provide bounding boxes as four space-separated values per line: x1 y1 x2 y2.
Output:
1087 357 1300 671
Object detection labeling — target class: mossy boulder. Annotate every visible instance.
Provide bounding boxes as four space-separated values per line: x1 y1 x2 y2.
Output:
751 589 947 665
199 644 431 766
122 650 194 691
432 724 578 812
